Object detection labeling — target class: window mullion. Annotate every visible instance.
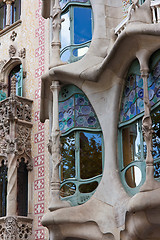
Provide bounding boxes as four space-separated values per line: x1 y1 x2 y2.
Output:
75 131 80 181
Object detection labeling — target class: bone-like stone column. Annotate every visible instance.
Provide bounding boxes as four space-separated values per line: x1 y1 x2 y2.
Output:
50 0 64 68
48 80 70 211
3 0 15 26
140 69 160 191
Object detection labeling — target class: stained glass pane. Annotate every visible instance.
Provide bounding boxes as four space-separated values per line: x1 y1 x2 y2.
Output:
59 93 100 134
120 60 160 123
59 96 74 133
80 132 102 179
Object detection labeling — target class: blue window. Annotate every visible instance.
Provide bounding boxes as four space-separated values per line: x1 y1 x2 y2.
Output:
59 85 103 206
8 64 23 97
60 0 92 62
119 50 160 196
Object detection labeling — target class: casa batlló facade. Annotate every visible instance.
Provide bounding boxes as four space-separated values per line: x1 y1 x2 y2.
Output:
1 0 160 239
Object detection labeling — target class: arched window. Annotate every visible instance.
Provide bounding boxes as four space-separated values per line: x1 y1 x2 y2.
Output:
59 85 103 206
60 0 92 62
17 158 28 216
119 51 160 195
8 64 23 97
0 160 7 217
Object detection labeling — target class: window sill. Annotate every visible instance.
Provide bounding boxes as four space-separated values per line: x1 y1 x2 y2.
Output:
0 20 22 37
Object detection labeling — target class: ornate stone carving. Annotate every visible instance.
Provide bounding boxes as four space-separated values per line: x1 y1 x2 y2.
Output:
0 216 32 240
10 31 17 41
18 48 26 59
9 45 16 58
0 94 33 215
5 216 17 240
50 0 65 67
140 70 160 191
0 60 7 71
16 125 32 158
49 81 70 211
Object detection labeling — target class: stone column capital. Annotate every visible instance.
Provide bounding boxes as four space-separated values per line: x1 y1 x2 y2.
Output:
140 68 149 78
50 80 60 92
3 0 14 4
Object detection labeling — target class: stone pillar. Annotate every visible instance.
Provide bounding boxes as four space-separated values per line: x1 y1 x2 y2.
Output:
3 0 15 27
50 0 65 68
48 80 70 211
140 69 160 191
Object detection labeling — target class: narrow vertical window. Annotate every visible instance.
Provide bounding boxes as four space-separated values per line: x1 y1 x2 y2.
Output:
8 64 23 97
60 1 92 62
17 158 28 216
0 161 7 217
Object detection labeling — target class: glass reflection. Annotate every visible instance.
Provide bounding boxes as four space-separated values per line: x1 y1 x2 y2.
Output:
61 11 70 50
61 133 75 181
122 122 142 167
74 7 92 44
151 110 160 159
73 46 89 57
125 166 142 188
79 181 98 193
80 132 102 179
60 183 76 197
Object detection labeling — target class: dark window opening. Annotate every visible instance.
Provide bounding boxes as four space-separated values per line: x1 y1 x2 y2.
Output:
0 160 7 217
17 158 28 216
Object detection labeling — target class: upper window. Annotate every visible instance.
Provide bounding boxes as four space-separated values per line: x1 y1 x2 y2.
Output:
10 0 21 25
59 85 103 206
119 51 160 195
60 0 92 63
0 0 21 30
0 2 6 30
8 64 23 97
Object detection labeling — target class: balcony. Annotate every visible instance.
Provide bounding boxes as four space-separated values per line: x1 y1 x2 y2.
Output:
115 0 160 36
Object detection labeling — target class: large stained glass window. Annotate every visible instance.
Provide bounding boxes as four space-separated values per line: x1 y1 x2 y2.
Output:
59 85 103 206
119 53 160 196
60 0 92 63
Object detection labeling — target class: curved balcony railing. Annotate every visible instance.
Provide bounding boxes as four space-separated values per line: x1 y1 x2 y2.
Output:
115 0 159 36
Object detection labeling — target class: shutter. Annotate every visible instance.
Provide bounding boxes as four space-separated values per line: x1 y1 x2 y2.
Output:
16 64 23 96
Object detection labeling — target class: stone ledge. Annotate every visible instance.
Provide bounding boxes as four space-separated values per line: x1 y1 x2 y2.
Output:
0 20 22 38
